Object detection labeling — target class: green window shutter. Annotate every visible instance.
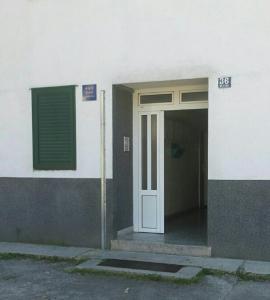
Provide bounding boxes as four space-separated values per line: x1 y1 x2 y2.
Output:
32 86 76 170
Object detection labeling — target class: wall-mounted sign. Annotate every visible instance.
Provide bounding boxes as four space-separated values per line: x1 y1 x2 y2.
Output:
82 84 97 101
123 136 130 152
218 77 231 88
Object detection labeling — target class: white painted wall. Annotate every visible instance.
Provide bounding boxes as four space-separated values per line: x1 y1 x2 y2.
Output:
1 0 270 179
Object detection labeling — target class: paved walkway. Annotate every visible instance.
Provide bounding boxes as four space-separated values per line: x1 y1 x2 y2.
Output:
0 242 270 277
0 242 91 258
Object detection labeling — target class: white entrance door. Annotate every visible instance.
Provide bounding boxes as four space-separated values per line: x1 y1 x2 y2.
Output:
136 111 164 233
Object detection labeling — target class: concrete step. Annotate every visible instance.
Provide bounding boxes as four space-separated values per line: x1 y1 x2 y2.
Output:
111 239 211 257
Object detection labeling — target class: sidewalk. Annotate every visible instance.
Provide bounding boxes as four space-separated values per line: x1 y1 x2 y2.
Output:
0 242 269 280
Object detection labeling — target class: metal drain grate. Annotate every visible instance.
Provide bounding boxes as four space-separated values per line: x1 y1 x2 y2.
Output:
98 259 183 273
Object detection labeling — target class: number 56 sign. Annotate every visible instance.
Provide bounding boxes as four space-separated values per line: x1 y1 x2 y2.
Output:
218 77 231 88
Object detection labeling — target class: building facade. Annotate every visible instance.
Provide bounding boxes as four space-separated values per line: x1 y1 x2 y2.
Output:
1 0 270 260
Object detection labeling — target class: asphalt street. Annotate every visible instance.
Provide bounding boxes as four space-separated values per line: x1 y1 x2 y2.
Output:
0 259 270 300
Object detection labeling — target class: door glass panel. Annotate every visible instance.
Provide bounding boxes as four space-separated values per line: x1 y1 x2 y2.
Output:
141 115 147 190
151 115 157 190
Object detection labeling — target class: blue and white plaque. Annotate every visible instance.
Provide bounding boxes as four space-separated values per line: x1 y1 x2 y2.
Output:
82 84 97 101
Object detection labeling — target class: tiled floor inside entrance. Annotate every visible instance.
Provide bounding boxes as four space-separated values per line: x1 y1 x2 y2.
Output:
118 209 207 246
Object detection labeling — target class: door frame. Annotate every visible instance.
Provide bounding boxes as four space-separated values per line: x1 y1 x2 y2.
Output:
133 84 208 233
136 111 164 233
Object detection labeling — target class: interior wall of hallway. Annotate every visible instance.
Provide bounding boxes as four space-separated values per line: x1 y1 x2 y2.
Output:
164 118 199 217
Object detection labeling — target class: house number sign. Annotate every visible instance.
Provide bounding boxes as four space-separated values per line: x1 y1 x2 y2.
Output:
218 77 231 88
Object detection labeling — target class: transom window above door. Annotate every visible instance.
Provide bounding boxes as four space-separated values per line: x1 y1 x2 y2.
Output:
139 93 173 105
181 91 208 103
137 86 208 110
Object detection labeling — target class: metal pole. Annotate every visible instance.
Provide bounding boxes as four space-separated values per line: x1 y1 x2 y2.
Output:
100 90 106 250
